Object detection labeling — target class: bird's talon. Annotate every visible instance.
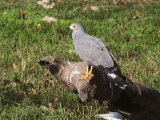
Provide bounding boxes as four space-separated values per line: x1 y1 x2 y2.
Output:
79 65 94 80
80 72 94 81
80 76 89 80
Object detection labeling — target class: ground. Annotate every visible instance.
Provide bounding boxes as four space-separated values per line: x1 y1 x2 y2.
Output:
0 0 160 119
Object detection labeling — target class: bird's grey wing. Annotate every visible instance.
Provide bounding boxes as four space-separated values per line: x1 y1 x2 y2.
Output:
73 33 118 68
87 35 127 88
84 35 116 68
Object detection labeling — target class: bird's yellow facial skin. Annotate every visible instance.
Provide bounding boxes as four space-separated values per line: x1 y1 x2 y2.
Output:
69 24 77 30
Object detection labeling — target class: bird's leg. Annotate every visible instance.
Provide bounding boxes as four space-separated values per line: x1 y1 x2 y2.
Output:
80 65 94 80
88 66 94 77
80 65 89 80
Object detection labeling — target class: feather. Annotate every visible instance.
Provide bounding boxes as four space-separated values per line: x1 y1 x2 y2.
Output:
96 112 124 120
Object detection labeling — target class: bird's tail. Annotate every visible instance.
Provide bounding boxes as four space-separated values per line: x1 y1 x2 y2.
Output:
95 111 124 120
103 68 127 90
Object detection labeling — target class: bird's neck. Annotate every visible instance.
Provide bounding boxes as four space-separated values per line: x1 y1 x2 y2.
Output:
72 30 86 40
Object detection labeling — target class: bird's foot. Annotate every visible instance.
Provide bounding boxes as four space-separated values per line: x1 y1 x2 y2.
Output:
80 69 94 80
88 69 94 77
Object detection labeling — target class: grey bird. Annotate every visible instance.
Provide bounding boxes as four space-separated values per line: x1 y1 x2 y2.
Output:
69 23 126 88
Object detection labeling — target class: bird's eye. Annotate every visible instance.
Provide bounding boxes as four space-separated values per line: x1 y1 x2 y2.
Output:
73 25 76 28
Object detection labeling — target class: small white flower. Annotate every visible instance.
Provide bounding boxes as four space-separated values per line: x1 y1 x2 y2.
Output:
42 0 50 4
42 3 55 9
37 1 43 5
90 6 99 12
37 0 55 9
40 105 49 110
42 16 58 24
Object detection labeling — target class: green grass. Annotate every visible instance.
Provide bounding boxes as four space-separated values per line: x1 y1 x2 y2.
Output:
0 0 160 119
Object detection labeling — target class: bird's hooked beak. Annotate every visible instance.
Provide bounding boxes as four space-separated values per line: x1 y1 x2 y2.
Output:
68 27 71 31
69 25 73 31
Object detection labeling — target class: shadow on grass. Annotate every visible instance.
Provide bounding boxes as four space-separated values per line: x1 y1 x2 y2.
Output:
0 78 45 106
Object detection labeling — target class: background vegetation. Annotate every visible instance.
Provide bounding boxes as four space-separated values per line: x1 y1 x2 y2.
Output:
0 0 159 119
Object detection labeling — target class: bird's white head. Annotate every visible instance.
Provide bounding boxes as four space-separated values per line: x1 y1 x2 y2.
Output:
69 23 85 32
